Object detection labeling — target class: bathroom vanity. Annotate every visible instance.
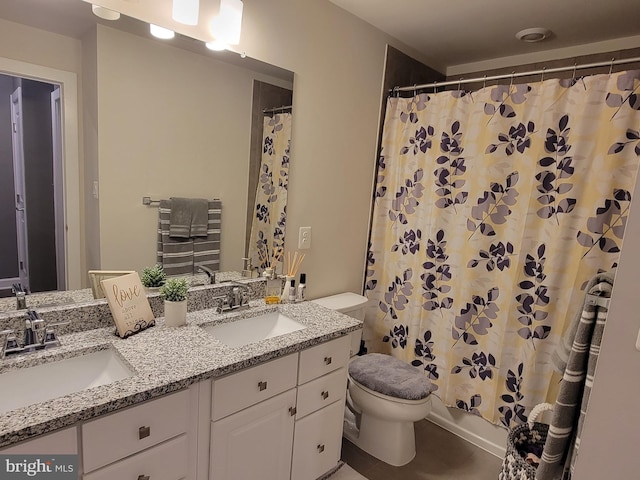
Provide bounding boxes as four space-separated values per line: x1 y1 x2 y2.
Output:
0 286 362 480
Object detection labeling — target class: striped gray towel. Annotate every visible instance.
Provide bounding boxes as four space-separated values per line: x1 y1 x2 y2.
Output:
536 269 615 480
157 199 221 277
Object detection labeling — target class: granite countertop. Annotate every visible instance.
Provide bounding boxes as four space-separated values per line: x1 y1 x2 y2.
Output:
0 300 362 448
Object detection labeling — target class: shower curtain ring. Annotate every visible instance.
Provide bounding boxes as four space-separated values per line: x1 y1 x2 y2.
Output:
483 75 487 89
609 57 615 75
413 84 417 98
509 72 515 90
433 81 437 94
458 77 463 92
572 62 577 81
541 66 546 82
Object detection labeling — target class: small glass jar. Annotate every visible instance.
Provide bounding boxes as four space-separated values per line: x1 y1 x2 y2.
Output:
263 268 281 304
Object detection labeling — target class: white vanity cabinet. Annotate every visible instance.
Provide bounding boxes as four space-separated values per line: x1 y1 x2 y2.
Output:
208 335 352 480
0 426 78 454
209 354 298 480
291 336 350 480
82 388 195 480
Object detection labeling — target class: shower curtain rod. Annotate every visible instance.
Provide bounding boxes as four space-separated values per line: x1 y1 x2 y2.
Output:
263 105 293 113
391 56 640 93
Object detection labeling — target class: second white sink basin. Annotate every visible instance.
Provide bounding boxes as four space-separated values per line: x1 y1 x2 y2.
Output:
0 348 134 414
203 311 306 347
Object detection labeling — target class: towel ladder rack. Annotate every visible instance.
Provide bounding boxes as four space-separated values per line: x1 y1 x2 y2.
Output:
585 293 610 309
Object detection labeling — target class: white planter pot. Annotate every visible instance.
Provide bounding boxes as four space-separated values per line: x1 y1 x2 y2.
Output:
164 300 187 327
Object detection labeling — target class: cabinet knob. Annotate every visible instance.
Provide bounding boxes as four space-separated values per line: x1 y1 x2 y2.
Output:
317 444 325 453
289 406 297 416
324 356 332 365
137 476 150 480
138 426 151 440
258 380 268 391
321 390 329 400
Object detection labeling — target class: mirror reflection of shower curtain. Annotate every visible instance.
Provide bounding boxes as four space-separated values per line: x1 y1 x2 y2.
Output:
248 113 292 269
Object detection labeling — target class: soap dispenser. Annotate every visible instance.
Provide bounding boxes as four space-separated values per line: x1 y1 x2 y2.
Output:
263 268 281 304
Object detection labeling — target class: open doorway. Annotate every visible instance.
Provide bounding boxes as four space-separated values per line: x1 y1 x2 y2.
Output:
0 74 64 295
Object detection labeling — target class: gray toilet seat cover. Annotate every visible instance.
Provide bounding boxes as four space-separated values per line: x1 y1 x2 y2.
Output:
348 353 435 400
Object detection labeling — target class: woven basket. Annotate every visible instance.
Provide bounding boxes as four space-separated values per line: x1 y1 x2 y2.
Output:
499 403 553 480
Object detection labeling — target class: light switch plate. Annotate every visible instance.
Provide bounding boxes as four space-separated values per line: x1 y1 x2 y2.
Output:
298 226 311 249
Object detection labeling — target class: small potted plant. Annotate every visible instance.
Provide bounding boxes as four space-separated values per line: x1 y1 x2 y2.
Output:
141 264 166 294
160 277 189 327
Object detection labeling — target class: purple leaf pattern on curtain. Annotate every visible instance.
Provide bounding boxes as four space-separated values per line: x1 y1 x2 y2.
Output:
576 189 632 257
366 71 640 426
467 172 519 238
434 121 468 210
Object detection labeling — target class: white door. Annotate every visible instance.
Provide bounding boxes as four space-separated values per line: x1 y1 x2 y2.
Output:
10 86 29 292
50 86 66 290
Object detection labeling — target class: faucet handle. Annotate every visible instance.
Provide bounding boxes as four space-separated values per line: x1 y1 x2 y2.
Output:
1 329 22 358
41 321 70 347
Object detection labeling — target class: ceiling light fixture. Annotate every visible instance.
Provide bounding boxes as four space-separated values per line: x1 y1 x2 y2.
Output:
516 27 551 43
210 0 243 46
150 24 175 40
91 5 121 21
172 0 199 26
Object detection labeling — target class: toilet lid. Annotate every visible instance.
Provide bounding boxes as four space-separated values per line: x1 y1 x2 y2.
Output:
348 353 435 400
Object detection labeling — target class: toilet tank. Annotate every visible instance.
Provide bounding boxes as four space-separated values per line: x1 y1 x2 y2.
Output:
312 292 368 356
311 292 369 320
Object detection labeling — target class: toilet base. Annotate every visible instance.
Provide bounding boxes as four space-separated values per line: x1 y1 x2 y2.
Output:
343 411 417 467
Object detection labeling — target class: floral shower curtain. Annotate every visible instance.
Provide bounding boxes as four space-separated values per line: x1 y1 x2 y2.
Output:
248 113 292 268
365 71 640 427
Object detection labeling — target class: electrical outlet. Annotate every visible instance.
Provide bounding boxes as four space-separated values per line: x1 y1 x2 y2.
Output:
298 226 311 249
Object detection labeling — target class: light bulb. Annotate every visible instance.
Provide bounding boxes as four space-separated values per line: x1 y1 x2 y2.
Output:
210 0 243 46
172 0 199 26
150 24 175 40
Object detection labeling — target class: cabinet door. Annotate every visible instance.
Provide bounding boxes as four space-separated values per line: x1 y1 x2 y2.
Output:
210 389 296 480
291 400 344 480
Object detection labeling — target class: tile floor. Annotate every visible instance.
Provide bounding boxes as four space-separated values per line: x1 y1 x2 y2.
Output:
340 420 503 480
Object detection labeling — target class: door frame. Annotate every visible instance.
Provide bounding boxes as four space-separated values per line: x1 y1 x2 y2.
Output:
9 86 29 291
0 57 81 290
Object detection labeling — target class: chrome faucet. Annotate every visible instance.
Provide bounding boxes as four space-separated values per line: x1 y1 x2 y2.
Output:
198 266 217 284
0 310 68 359
12 283 27 310
220 281 251 311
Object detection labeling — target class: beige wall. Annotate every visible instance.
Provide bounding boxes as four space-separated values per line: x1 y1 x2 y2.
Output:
95 25 295 273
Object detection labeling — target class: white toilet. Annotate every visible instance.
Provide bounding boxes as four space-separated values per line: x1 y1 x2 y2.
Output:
312 292 433 467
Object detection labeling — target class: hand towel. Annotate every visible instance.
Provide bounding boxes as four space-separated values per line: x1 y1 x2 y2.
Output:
169 197 209 238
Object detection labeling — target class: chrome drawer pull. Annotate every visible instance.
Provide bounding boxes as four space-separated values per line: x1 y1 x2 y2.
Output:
321 390 329 400
324 356 332 365
289 406 297 416
138 476 150 480
317 444 325 453
258 380 268 391
138 426 150 440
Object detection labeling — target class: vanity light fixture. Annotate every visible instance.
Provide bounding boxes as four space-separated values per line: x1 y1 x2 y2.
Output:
515 27 551 43
91 5 120 21
172 0 199 26
150 24 175 39
209 0 243 47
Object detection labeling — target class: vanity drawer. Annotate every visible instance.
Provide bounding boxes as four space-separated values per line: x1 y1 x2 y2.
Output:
83 434 188 480
0 427 77 454
212 353 298 420
82 389 189 473
296 367 347 419
298 335 350 385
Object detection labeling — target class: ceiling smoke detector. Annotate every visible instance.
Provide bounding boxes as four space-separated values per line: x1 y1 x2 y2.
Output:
516 27 551 43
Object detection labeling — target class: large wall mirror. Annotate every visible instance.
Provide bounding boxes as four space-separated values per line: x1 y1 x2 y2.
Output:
0 0 294 312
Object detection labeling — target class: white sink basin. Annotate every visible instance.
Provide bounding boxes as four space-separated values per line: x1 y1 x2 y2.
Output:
0 348 134 414
203 311 306 347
